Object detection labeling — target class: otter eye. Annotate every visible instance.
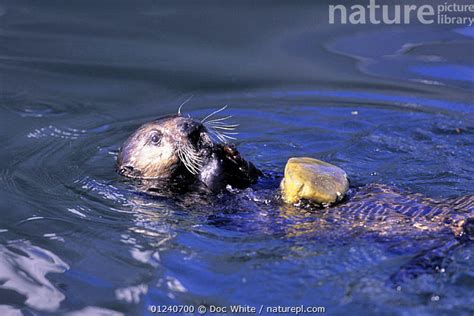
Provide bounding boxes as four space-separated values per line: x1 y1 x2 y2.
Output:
150 131 162 145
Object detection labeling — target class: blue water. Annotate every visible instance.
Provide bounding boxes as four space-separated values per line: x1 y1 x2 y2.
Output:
0 1 473 315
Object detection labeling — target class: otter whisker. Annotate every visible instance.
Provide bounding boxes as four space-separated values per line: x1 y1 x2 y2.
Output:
205 120 239 133
183 143 203 161
177 95 194 116
206 121 239 128
220 132 239 135
221 134 237 140
209 121 239 126
201 105 228 123
212 127 239 135
184 151 203 167
206 115 233 123
210 125 239 131
181 148 199 171
178 147 192 173
208 130 227 143
181 154 199 174
201 107 240 143
208 128 238 142
216 134 230 142
177 141 203 175
205 121 239 143
207 126 236 131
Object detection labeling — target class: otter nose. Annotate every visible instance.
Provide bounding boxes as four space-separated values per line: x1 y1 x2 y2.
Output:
179 120 201 136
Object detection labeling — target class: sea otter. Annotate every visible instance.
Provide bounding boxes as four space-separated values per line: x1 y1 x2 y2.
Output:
116 109 473 239
116 112 261 192
116 107 473 282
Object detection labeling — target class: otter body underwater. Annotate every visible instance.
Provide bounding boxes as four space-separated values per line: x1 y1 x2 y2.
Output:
116 110 474 282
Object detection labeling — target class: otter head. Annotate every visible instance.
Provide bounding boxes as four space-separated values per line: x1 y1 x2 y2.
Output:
116 115 214 180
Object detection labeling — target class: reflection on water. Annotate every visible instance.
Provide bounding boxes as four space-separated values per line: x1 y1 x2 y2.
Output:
0 241 68 312
328 25 474 91
0 0 473 315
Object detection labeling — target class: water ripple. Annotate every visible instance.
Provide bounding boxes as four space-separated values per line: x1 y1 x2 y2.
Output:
0 241 69 312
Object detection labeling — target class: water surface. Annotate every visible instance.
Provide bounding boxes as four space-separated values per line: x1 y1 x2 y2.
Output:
0 1 473 315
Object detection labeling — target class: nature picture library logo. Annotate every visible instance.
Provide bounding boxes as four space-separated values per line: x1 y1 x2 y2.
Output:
328 0 474 26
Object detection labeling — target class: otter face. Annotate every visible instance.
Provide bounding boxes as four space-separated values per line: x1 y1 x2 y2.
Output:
116 116 213 180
